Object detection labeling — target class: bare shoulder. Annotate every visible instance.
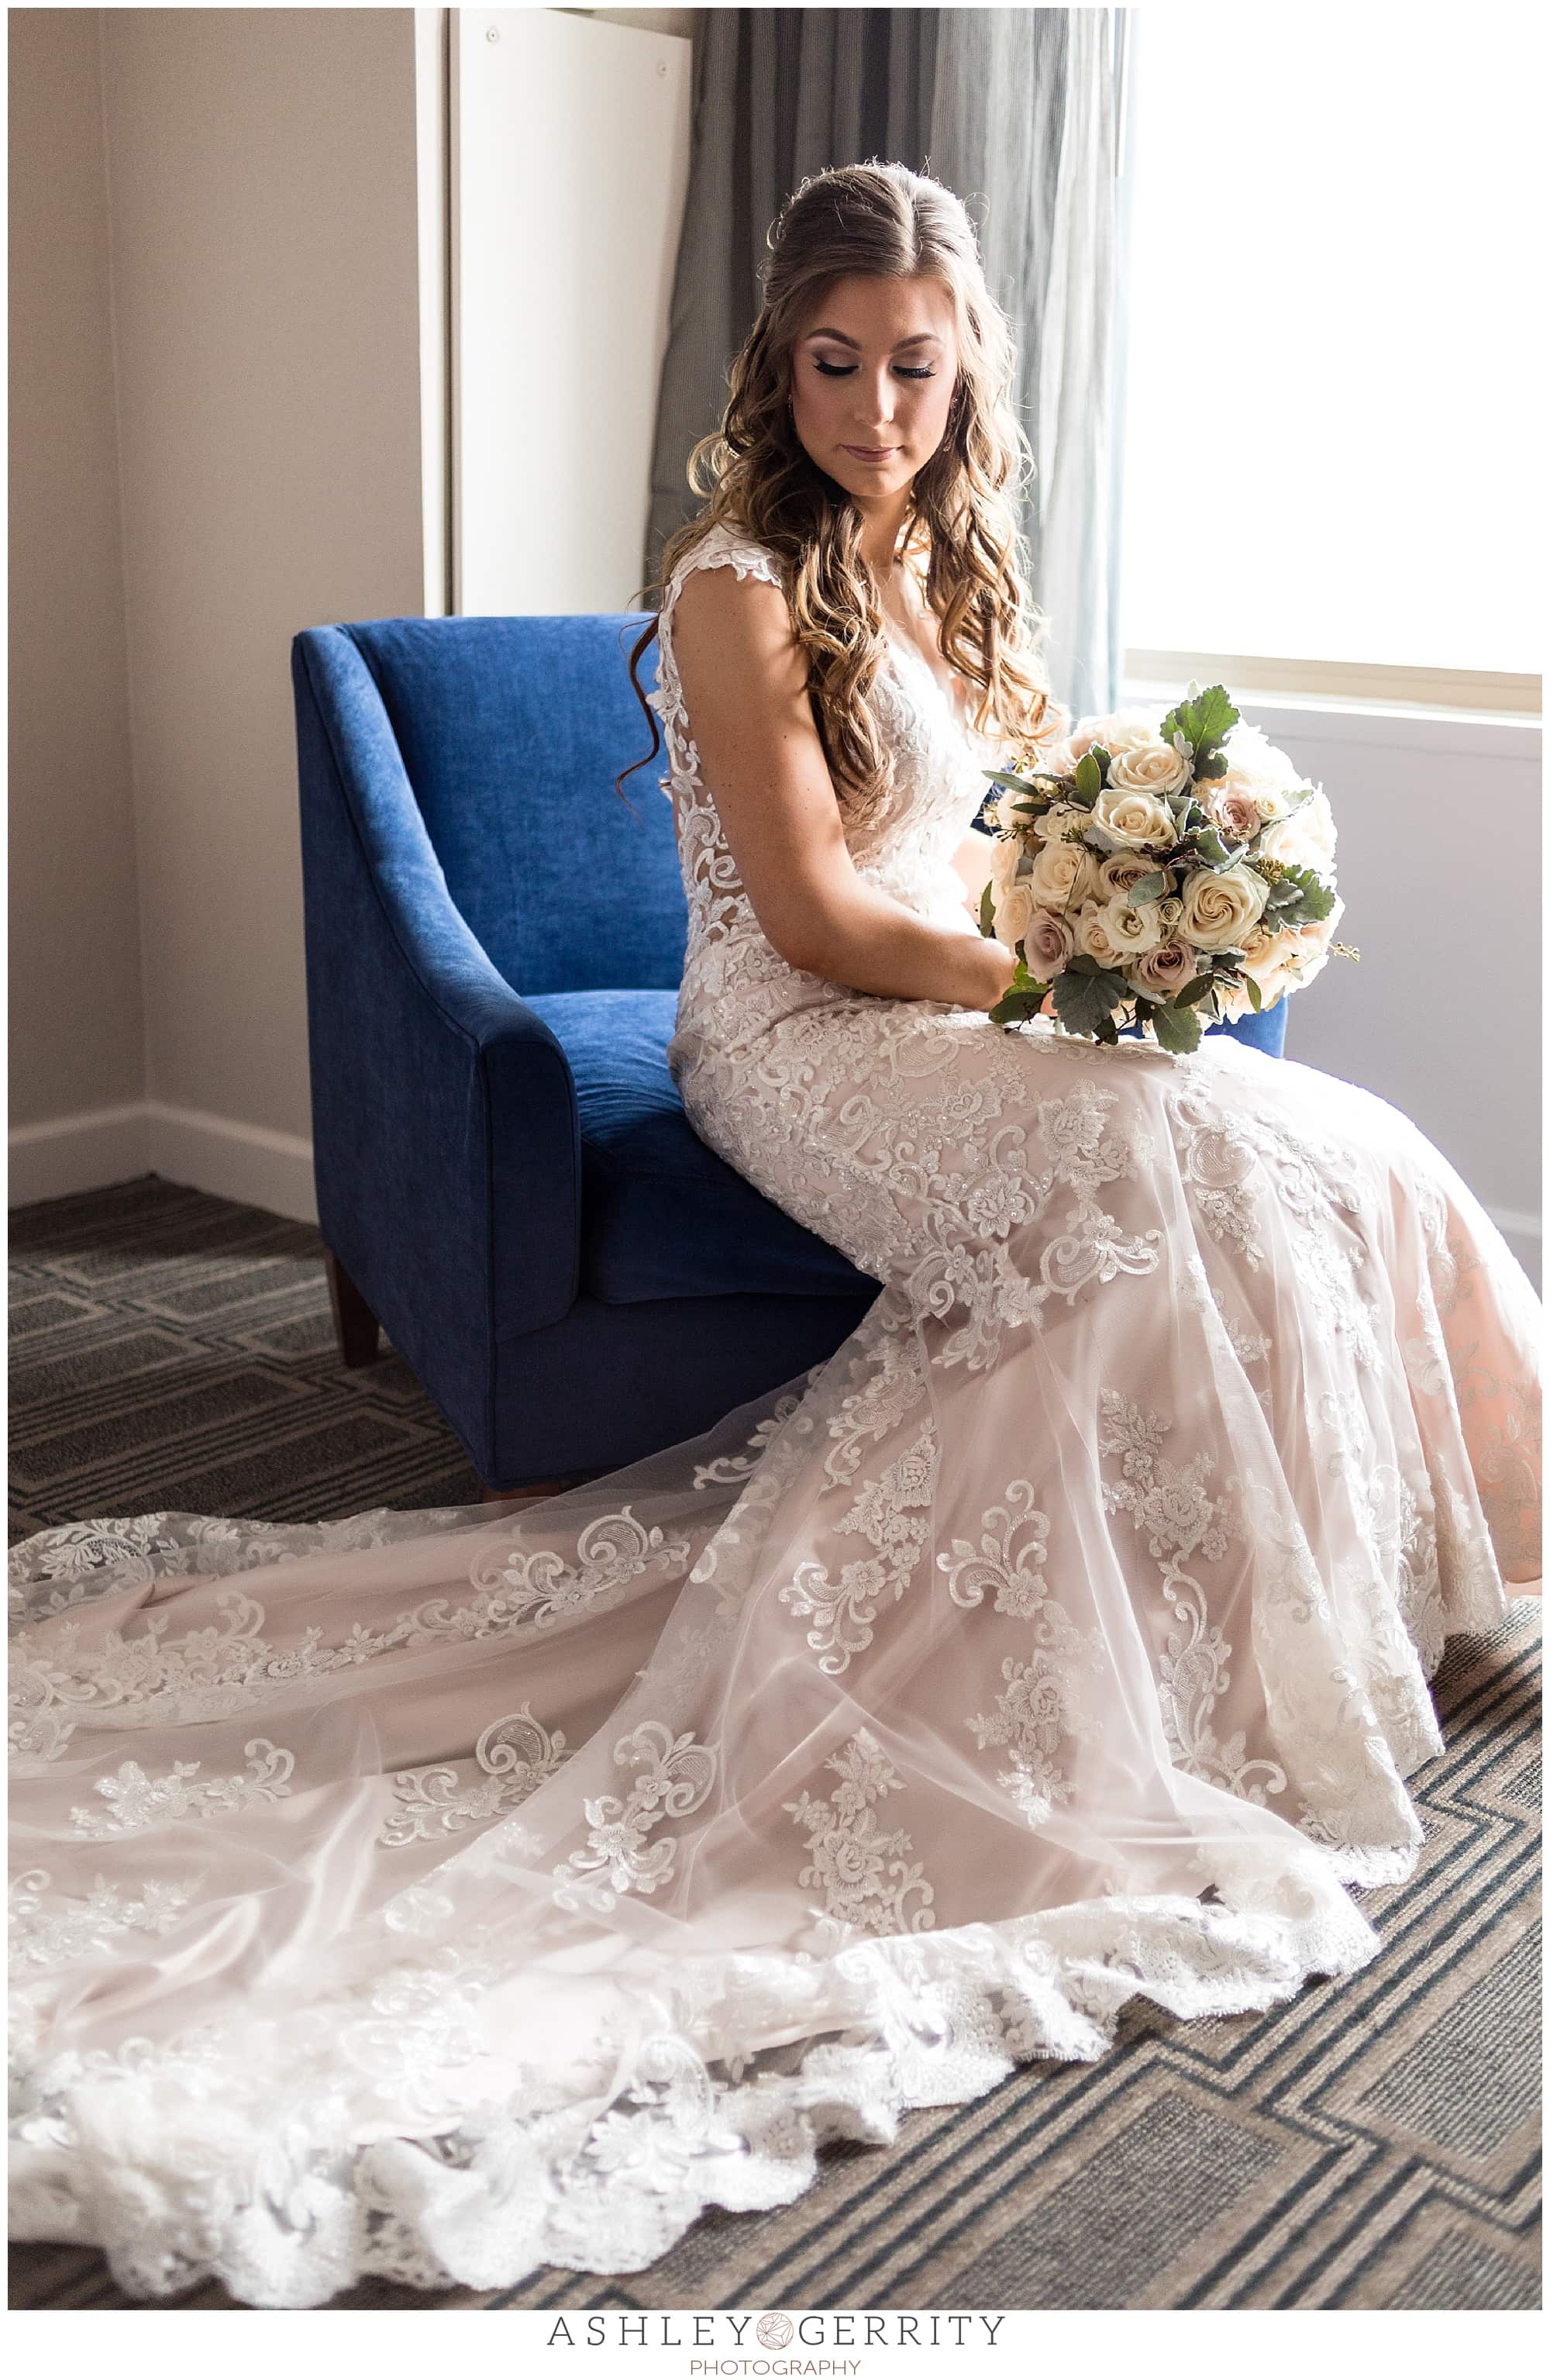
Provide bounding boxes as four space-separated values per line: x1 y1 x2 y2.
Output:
667 546 808 712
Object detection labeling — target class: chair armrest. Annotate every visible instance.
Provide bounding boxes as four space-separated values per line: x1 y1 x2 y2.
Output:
292 628 581 1463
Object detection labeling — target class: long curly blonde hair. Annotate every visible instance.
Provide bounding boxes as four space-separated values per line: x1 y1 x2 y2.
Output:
618 160 1055 825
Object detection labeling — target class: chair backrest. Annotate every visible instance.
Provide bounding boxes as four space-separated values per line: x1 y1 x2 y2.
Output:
339 613 686 995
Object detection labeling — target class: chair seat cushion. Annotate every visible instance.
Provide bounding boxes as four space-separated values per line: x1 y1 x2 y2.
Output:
524 989 880 1306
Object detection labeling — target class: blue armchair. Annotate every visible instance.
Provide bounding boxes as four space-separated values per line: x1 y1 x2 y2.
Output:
291 615 1286 1495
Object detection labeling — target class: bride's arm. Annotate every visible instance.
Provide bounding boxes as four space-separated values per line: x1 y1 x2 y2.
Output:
669 567 1018 1012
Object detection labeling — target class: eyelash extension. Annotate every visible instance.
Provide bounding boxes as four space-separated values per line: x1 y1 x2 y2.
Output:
813 362 937 379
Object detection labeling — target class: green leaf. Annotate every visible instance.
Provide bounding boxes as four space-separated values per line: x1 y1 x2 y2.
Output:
983 769 1038 792
1073 750 1103 803
1050 965 1128 1037
988 979 1052 1028
1265 863 1336 925
1087 744 1113 781
1158 683 1240 777
978 881 997 938
1151 1001 1204 1054
1175 972 1219 1009
1128 871 1168 903
1245 972 1262 1012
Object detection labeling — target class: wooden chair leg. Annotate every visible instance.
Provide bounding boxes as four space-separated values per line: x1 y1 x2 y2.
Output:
324 1248 381 1368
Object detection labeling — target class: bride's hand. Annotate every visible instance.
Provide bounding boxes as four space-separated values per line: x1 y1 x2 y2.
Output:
965 933 1021 1012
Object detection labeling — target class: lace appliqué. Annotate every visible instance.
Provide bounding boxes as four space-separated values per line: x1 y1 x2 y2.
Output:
784 1727 935 1947
381 1708 569 1847
67 1738 296 1838
1099 1390 1287 1805
780 1423 939 1675
10 1867 195 1969
552 1720 718 1914
12 1500 698 1764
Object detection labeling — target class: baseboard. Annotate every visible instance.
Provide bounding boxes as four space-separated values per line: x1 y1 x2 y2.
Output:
8 1101 317 1224
6 1105 153 1207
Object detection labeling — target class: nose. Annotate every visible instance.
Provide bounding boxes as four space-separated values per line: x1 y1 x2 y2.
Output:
854 374 897 436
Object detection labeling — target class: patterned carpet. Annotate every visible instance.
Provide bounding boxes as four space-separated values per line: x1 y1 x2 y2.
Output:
8 1176 1542 2311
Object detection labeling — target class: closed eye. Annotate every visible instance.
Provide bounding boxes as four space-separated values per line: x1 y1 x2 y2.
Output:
813 361 936 380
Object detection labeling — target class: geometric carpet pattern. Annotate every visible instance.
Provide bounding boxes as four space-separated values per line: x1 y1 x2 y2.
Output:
7 1177 1541 2310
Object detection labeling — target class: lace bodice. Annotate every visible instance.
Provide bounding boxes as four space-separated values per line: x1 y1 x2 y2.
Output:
646 519 1007 1069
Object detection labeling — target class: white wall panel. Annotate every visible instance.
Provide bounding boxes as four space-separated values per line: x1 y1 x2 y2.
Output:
452 6 692 615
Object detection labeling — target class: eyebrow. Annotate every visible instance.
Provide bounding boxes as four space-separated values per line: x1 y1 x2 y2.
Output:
801 328 944 350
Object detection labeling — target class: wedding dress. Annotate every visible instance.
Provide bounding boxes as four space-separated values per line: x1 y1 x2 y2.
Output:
10 519 1542 2309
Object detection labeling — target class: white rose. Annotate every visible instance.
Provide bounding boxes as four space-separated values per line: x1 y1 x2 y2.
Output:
1090 781 1176 854
1028 836 1100 911
1098 894 1166 957
1105 739 1191 799
1178 861 1270 952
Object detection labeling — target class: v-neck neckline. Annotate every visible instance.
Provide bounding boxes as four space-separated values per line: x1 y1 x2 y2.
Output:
880 613 972 736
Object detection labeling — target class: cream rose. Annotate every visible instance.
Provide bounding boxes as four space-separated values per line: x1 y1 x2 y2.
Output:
994 878 1037 950
1209 789 1263 845
1259 786 1337 873
1068 709 1162 761
1032 801 1090 845
1104 739 1191 800
1098 851 1162 899
1089 781 1176 854
1028 836 1100 911
1076 900 1129 968
1132 940 1199 1000
1098 895 1166 957
1024 908 1076 978
989 833 1025 896
1178 861 1270 951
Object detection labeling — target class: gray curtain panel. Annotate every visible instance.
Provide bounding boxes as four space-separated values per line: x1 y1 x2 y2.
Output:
644 7 1132 719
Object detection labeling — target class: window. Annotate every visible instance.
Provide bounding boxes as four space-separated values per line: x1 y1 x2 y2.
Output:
1118 3 1542 709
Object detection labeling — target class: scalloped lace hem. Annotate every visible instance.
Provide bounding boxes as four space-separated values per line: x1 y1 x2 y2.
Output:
10 1858 1383 2309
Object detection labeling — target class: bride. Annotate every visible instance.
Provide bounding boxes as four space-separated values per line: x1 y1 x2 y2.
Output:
9 164 1542 2309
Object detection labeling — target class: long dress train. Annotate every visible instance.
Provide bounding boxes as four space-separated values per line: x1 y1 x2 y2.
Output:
9 521 1542 2307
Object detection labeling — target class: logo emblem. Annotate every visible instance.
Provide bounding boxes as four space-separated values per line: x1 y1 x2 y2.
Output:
756 2314 794 2348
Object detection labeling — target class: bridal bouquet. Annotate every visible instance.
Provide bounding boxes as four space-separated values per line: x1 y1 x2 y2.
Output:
977 683 1357 1054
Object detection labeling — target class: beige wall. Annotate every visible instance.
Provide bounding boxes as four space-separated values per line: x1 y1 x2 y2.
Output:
101 5 427 1148
8 6 144 1126
9 6 705 1214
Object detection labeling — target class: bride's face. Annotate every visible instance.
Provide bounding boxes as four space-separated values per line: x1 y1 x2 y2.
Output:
788 274 960 509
